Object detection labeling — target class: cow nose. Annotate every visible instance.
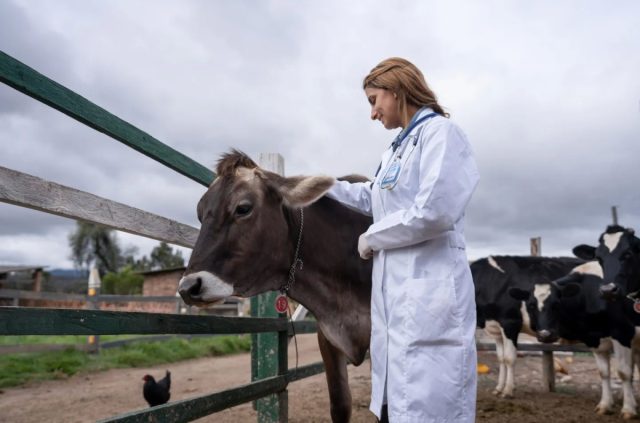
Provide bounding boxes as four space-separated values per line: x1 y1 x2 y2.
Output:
178 276 203 303
599 283 618 300
537 330 557 343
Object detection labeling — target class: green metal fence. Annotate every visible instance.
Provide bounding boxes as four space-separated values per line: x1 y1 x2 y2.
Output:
0 51 324 422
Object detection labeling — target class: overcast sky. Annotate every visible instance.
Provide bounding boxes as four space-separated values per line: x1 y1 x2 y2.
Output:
1 0 639 271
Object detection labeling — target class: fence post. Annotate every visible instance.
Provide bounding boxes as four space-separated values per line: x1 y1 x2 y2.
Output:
531 237 555 392
86 267 101 353
252 153 287 422
33 268 43 292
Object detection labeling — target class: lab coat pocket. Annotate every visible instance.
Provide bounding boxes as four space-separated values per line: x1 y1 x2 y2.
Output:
405 278 460 345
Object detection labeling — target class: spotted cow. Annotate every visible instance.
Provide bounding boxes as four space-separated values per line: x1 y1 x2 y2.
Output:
472 255 583 398
572 225 640 419
508 261 640 417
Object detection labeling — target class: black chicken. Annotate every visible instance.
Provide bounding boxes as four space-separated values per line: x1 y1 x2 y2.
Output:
142 370 171 407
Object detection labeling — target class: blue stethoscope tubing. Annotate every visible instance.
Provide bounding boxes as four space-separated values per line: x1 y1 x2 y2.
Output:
372 109 438 183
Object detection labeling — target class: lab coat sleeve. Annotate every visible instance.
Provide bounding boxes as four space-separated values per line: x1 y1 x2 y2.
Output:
364 121 479 250
325 179 373 216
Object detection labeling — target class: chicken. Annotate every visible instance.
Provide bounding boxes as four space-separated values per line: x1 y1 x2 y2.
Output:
142 370 171 407
554 357 569 375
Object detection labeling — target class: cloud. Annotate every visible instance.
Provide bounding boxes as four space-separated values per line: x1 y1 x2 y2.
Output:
1 0 639 269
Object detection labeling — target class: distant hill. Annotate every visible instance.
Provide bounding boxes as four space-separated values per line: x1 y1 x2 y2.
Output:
45 268 88 293
48 268 87 278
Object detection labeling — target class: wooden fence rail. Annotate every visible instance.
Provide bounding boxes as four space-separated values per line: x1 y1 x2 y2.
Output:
0 166 199 248
476 342 593 354
0 288 244 309
0 288 181 303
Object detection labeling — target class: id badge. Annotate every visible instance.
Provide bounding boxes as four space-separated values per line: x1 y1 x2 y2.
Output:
379 160 401 190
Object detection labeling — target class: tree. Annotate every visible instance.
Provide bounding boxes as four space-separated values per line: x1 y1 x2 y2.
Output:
68 221 122 275
149 242 185 270
102 266 143 295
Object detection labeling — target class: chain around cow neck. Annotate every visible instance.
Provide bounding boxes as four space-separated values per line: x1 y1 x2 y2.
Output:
280 207 304 295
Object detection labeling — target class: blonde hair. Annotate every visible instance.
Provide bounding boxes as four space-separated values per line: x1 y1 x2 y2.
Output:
363 57 449 122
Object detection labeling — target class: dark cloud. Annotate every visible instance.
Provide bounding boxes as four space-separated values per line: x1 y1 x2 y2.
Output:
0 204 74 237
1 1 639 268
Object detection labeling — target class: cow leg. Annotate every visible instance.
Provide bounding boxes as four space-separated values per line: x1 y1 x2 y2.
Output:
632 330 640 383
484 321 506 395
633 350 640 384
612 339 637 420
317 329 352 423
493 338 507 396
500 332 518 399
591 339 614 415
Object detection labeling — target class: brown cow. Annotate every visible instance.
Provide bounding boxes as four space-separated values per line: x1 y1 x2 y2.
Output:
178 150 372 422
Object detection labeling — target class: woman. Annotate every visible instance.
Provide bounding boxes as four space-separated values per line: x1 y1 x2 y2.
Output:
327 57 479 422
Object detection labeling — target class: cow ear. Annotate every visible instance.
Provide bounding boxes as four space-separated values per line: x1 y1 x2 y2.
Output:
509 287 530 301
552 273 580 289
573 244 596 260
273 175 336 208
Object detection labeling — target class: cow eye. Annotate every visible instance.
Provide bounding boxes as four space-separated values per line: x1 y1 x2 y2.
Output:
235 202 253 217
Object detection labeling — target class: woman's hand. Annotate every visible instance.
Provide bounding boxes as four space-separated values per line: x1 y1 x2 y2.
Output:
358 234 373 260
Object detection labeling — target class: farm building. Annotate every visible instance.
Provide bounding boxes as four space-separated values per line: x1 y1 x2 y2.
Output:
140 266 185 297
0 265 45 291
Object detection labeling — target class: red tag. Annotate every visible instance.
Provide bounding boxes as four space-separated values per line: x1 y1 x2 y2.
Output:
634 302 640 314
275 295 288 313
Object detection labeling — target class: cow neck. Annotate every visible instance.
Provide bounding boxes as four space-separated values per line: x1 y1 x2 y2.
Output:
279 207 304 295
283 201 371 364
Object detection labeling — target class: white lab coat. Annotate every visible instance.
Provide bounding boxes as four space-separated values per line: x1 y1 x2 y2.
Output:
327 108 479 422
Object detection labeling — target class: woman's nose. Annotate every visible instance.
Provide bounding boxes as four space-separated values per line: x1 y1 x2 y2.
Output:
371 107 379 120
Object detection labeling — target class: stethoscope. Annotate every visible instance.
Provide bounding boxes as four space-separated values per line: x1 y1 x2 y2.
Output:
371 109 438 188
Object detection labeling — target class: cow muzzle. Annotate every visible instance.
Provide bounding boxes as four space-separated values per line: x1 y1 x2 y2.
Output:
599 283 619 301
177 271 234 306
536 329 558 343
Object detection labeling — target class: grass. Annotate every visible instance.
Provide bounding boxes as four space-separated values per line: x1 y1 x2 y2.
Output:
0 334 141 345
0 335 251 389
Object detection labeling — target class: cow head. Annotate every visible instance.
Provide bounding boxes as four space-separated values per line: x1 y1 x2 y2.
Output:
509 283 565 343
178 150 334 306
573 225 640 302
510 261 603 344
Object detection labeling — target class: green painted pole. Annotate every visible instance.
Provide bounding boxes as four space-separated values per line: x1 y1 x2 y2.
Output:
252 153 287 422
0 50 214 187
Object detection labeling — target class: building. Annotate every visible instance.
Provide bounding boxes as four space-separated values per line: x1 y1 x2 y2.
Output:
139 267 244 316
140 267 185 297
0 265 45 291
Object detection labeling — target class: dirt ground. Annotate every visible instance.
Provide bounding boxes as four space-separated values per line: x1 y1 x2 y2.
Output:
0 334 635 422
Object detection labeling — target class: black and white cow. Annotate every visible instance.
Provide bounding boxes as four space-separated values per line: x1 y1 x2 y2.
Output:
573 225 640 302
472 255 584 398
571 225 640 419
509 262 637 417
